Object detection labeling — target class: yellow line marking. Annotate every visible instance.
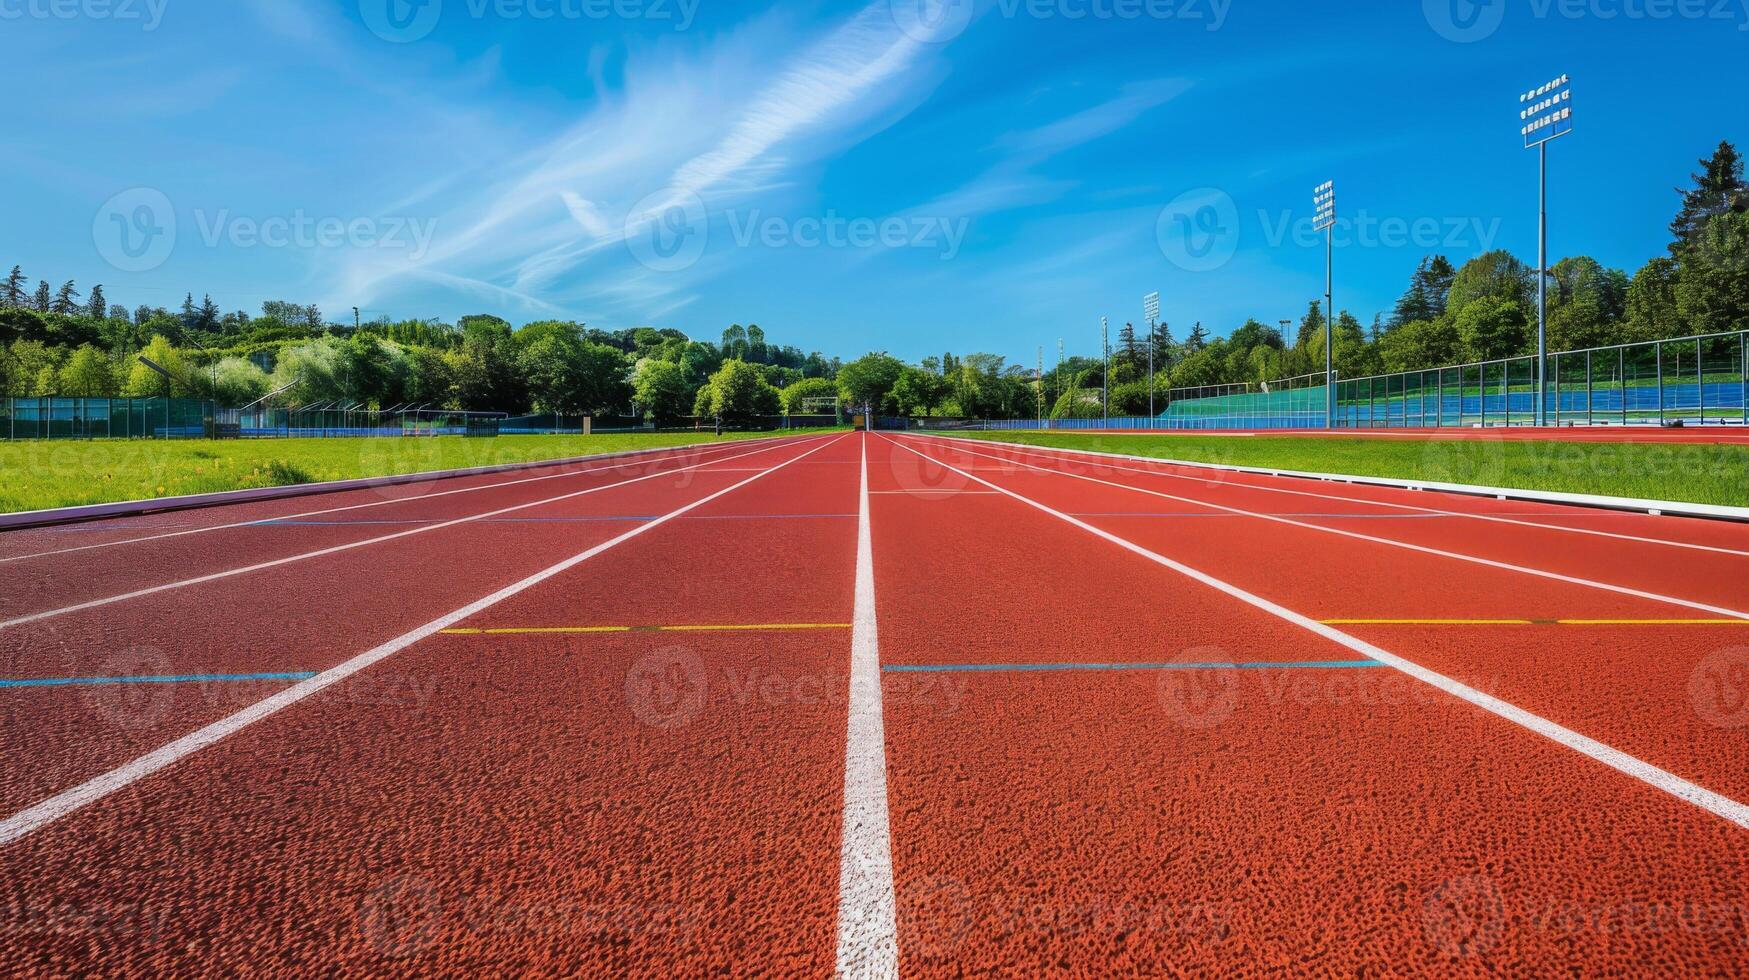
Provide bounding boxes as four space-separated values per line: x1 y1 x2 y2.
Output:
1557 619 1749 626
440 623 852 636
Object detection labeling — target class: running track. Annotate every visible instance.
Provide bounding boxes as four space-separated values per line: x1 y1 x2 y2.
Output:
2 432 1747 974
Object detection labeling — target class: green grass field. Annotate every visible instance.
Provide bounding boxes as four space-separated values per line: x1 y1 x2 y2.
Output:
942 431 1749 507
0 430 845 514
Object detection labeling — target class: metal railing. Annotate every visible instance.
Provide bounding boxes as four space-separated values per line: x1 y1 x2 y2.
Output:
1334 330 1749 428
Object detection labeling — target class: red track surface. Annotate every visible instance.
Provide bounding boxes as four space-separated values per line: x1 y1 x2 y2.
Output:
3 431 1748 974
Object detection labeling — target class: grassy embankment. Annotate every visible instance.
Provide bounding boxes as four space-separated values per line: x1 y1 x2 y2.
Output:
940 431 1749 507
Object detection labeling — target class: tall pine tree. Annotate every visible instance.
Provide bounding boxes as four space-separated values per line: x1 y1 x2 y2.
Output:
2 266 25 307
1670 141 1747 254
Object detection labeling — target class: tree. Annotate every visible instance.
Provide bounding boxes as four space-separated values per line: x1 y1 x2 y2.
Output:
890 367 948 417
1377 319 1462 373
836 353 906 411
122 335 193 397
180 293 197 328
1116 322 1142 369
55 345 117 396
51 281 80 315
1625 257 1681 342
703 359 779 421
210 357 271 405
1389 255 1457 328
86 284 106 320
632 359 692 424
33 281 50 312
194 294 221 332
780 377 840 415
1546 256 1628 351
1675 209 1749 333
1447 250 1535 315
1184 322 1209 353
2 266 26 307
1455 298 1531 362
1670 140 1747 254
721 324 748 361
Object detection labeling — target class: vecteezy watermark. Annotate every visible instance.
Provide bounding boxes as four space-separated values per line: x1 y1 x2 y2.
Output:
1156 188 1240 275
359 0 699 43
0 0 168 30
1423 875 1508 957
93 188 176 274
1689 646 1749 729
889 0 1230 44
726 211 969 261
623 195 971 273
192 210 438 260
1424 0 1749 43
1155 192 1502 274
624 646 710 729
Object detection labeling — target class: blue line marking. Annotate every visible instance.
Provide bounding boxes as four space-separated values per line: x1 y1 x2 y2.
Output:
883 661 1387 673
0 672 318 689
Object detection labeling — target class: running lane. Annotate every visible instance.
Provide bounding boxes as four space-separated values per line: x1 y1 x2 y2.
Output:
869 433 1749 974
0 434 860 975
900 434 1749 802
0 436 792 614
0 436 836 816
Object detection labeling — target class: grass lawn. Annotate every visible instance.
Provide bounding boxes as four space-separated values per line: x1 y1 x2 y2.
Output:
939 431 1749 508
0 429 845 514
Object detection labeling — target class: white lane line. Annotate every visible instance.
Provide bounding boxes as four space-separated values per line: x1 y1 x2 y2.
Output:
0 437 788 566
0 436 834 633
834 433 900 979
0 435 848 847
952 438 1749 559
904 435 1749 622
881 435 1749 831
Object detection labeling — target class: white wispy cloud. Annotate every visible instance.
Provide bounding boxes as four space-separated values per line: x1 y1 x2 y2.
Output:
334 1 948 320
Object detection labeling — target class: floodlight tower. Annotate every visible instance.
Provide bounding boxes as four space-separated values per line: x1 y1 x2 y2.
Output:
1313 181 1336 428
1144 291 1162 418
1101 316 1110 422
1519 73 1572 426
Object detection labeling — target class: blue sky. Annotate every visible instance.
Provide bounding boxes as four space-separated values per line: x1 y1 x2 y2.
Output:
4 0 1746 363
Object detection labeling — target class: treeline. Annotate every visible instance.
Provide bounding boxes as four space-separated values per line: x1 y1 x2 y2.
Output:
0 280 841 420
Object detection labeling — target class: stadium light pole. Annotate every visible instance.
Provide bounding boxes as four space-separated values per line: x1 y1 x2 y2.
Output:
1313 181 1336 429
1101 316 1110 423
1144 291 1162 419
1520 73 1572 427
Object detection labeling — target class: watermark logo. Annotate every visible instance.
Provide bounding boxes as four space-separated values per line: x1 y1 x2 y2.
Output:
82 645 173 732
359 876 443 958
1155 647 1240 729
192 210 438 260
361 0 444 43
725 211 969 261
624 191 709 274
1689 647 1749 729
1156 188 1239 274
624 646 708 729
1423 0 1507 42
1423 874 1507 957
93 188 176 274
890 0 976 42
0 0 168 30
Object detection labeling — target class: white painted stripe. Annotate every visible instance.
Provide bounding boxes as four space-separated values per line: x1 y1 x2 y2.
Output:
881 435 1749 831
0 437 832 632
0 437 782 566
931 433 1749 523
906 435 1749 622
0 435 847 847
834 433 900 979
949 436 1749 559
